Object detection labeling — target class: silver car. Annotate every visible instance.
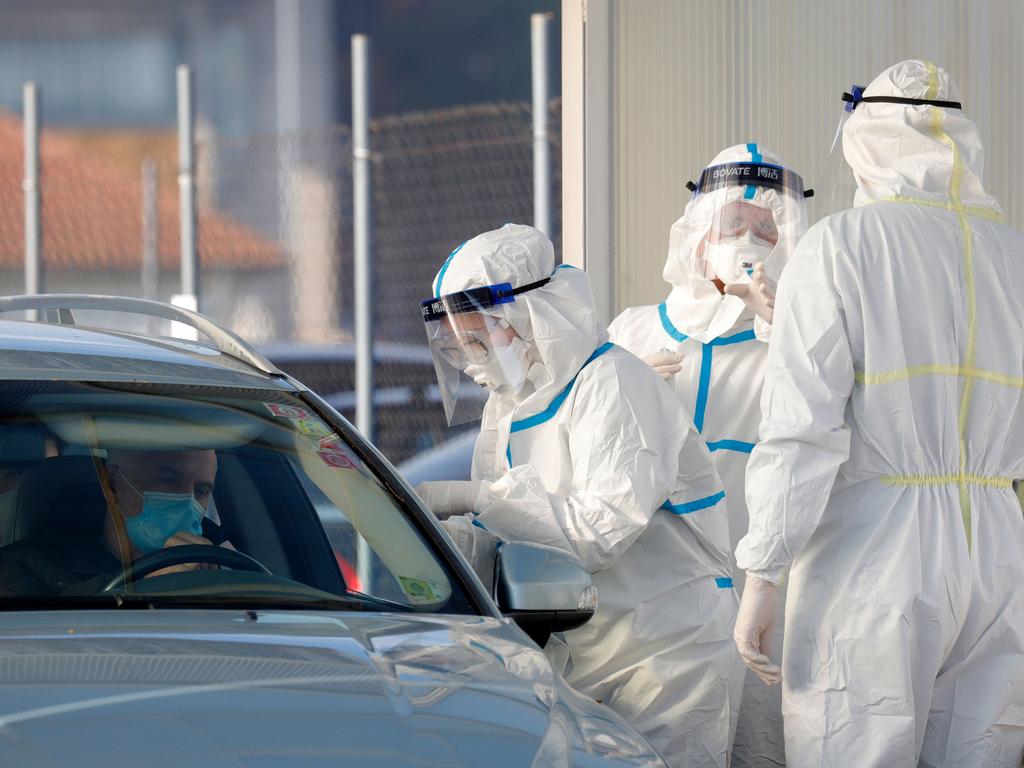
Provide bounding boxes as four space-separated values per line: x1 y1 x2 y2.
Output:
0 295 663 767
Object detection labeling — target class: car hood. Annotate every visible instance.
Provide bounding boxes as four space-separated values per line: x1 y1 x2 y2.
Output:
0 610 662 767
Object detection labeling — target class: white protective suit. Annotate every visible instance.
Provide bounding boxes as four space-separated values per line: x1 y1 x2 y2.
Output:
609 143 807 768
735 60 1024 767
432 224 743 767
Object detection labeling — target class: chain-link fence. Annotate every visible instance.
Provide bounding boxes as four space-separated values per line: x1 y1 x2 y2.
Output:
0 100 561 466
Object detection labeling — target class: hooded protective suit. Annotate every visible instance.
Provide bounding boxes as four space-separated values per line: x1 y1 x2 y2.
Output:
735 60 1024 767
609 144 808 767
428 224 743 767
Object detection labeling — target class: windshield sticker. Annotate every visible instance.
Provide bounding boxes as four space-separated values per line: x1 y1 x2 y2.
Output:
398 576 444 604
291 417 332 437
264 403 310 419
319 450 358 470
318 435 345 454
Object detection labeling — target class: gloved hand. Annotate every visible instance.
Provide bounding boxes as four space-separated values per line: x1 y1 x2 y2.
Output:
733 575 782 686
642 349 683 381
415 480 483 520
724 263 776 324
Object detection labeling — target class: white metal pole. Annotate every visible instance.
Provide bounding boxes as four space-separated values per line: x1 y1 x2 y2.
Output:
177 65 198 308
531 13 552 238
352 34 374 443
274 0 300 323
352 34 375 592
141 159 158 302
23 82 41 297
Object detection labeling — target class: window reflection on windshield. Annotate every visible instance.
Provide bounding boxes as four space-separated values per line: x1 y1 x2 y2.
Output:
0 381 468 614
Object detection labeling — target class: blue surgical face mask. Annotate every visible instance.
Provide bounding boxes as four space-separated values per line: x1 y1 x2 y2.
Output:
115 470 205 554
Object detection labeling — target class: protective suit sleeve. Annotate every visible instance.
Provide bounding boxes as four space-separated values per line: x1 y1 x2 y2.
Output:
473 360 690 573
735 234 855 582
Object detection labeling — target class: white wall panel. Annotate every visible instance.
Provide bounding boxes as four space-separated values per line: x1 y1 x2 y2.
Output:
613 0 1023 311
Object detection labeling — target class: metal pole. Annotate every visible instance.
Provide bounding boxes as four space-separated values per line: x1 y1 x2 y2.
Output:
352 34 375 592
177 65 198 308
352 35 374 443
141 159 158 302
275 0 300 324
531 13 552 238
23 82 41 296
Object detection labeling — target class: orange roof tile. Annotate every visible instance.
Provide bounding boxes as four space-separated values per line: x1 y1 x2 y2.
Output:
0 113 283 270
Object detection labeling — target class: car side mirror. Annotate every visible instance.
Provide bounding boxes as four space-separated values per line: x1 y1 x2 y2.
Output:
493 541 598 647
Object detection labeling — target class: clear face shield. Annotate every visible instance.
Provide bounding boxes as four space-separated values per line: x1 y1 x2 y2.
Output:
685 162 811 285
812 84 864 221
811 84 965 220
421 279 547 426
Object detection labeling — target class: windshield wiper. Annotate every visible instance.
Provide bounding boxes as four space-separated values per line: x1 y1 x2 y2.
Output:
343 591 415 612
0 595 135 611
110 594 400 612
0 592 414 613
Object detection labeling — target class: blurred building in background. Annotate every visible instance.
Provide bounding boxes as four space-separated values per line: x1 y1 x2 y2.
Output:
0 0 560 464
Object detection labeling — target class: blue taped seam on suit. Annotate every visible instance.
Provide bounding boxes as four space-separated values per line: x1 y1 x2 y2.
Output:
709 329 757 346
694 344 714 433
433 241 466 297
658 302 689 342
660 490 726 515
506 342 616 467
715 577 734 589
707 439 756 454
472 518 488 531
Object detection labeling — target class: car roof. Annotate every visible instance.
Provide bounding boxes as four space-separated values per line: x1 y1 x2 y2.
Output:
0 319 299 391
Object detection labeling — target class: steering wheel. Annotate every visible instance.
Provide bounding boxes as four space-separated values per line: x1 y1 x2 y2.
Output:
102 544 272 592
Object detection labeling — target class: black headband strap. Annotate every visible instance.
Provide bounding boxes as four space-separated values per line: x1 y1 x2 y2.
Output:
492 277 551 301
842 92 962 110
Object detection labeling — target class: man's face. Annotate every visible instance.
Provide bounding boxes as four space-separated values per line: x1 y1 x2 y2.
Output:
107 449 217 518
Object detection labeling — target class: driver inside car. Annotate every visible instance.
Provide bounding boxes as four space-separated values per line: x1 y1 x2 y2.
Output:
0 448 223 596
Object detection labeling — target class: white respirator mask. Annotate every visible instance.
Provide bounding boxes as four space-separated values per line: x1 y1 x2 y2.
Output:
703 233 775 283
463 334 531 394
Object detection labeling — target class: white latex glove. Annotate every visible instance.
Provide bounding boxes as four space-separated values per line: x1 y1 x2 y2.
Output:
642 349 683 381
733 575 782 686
415 480 483 520
724 263 776 324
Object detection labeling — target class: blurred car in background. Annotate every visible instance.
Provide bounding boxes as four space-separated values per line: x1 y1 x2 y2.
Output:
262 341 481 466
398 427 476 486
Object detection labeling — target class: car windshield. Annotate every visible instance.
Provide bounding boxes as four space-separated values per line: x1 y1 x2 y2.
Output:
0 380 473 614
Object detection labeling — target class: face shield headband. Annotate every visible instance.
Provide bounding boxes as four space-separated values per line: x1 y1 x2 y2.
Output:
841 84 962 112
686 162 814 200
421 277 551 324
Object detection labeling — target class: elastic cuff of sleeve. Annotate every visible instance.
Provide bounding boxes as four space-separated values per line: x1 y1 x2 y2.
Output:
745 567 785 585
472 480 491 513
